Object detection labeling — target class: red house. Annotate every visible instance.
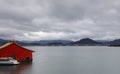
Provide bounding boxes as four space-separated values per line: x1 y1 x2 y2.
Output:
0 41 34 62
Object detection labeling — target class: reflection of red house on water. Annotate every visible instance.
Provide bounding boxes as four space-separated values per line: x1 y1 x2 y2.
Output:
0 41 34 62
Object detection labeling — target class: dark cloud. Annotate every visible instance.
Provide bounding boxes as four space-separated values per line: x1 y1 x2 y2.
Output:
0 0 120 40
49 0 85 21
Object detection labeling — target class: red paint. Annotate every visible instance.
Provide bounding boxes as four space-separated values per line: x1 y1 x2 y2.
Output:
0 42 34 61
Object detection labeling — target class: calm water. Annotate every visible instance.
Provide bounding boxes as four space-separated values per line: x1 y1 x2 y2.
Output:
0 46 120 74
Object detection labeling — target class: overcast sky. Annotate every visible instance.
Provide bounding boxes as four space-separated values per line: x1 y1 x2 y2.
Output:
0 0 120 41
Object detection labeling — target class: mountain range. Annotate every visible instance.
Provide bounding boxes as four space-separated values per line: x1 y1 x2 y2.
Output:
73 38 100 45
0 38 120 46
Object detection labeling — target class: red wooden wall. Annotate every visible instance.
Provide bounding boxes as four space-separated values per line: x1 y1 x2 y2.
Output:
0 42 33 61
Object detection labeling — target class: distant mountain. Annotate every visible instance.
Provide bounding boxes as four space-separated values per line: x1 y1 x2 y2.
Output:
96 40 111 45
108 39 120 46
1 38 120 46
0 39 8 45
9 40 73 46
15 41 32 46
30 40 73 45
110 39 120 44
96 40 110 43
73 38 100 45
0 39 73 46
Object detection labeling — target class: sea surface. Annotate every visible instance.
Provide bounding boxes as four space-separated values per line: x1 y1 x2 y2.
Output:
0 46 120 74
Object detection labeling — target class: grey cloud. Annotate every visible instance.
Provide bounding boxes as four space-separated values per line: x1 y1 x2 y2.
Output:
48 0 85 21
0 0 120 40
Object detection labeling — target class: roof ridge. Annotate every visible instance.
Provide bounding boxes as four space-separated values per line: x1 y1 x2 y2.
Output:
0 41 34 52
0 42 12 49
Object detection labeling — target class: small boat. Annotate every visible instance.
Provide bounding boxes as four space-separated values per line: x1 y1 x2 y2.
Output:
0 57 20 65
